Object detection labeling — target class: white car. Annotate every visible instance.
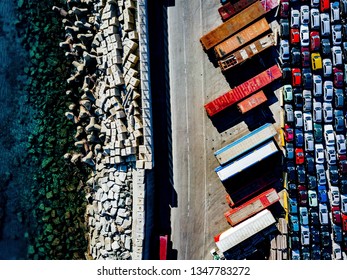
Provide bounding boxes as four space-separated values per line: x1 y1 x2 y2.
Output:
333 243 342 260
319 203 329 225
323 80 333 101
313 101 322 122
303 112 313 131
336 134 346 154
323 58 332 77
330 186 340 206
300 225 310 245
315 144 325 164
308 191 318 207
300 24 309 46
332 24 342 45
324 124 335 146
325 145 337 165
311 0 319 7
305 132 314 151
313 74 322 96
331 1 340 23
323 102 333 123
291 8 300 28
300 5 310 25
341 194 347 214
299 207 309 225
280 39 290 62
294 111 303 127
320 13 330 36
332 46 343 66
310 8 320 30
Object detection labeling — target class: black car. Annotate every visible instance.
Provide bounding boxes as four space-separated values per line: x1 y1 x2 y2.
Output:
289 234 300 250
328 165 339 185
296 165 306 184
333 225 343 243
321 231 331 247
302 68 313 89
310 244 321 260
288 183 297 198
291 47 300 66
310 227 320 244
309 208 319 226
305 154 315 175
313 123 323 143
282 66 291 83
307 175 317 190
301 246 310 260
280 19 289 38
340 178 347 193
321 248 332 260
294 93 303 109
321 38 331 57
287 161 296 182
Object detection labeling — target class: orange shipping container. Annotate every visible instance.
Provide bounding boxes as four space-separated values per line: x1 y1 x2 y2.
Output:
237 91 267 113
214 18 270 59
200 1 265 51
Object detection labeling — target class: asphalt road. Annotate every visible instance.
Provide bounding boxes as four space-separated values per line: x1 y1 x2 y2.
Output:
168 0 254 260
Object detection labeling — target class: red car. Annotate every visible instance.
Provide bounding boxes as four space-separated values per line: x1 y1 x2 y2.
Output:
333 67 343 88
298 190 308 206
295 148 305 164
292 68 302 87
290 28 300 45
332 206 342 224
342 213 347 232
284 124 294 142
310 31 320 51
280 1 290 18
301 50 310 67
320 0 329 12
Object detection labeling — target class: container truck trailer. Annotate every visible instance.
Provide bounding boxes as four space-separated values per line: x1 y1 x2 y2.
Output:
200 1 265 51
214 209 276 253
204 64 282 117
237 90 268 113
215 140 279 181
214 18 271 59
218 33 275 71
214 123 277 165
224 188 280 226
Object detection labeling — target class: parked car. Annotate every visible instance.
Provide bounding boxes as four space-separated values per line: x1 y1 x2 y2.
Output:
311 52 322 70
311 227 320 244
341 0 347 16
321 230 331 248
298 189 308 206
341 194 347 214
291 47 300 66
295 128 304 147
290 214 300 232
328 166 339 185
333 243 342 260
308 190 318 207
333 67 343 88
302 69 312 89
306 153 315 174
286 143 294 159
301 50 310 67
325 145 337 165
282 84 293 102
333 224 343 242
289 197 298 214
314 123 323 143
300 225 310 245
334 88 344 109
332 24 342 45
280 19 290 38
310 8 320 30
316 163 327 184
280 1 290 18
295 148 304 164
280 39 290 62
318 185 328 203
291 28 300 45
288 182 297 197
323 80 333 101
285 104 294 123
332 205 342 224
310 31 320 51
291 8 300 28
302 90 312 111
292 68 301 86
320 13 330 36
299 207 309 225
334 110 345 132
322 58 332 77
321 38 331 56
287 160 296 181
323 102 333 123
307 175 317 189
332 46 343 66
297 165 306 184
315 144 325 163
313 74 322 96
331 1 341 23
300 5 309 25
319 203 329 224
311 244 321 259
300 25 309 47
294 110 303 127
320 0 329 11
309 208 319 226
336 134 346 154
282 66 292 82
324 124 335 145
313 101 322 122
304 132 314 152
303 112 313 131
294 92 303 109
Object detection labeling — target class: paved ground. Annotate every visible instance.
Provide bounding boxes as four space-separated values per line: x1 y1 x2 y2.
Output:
167 0 284 260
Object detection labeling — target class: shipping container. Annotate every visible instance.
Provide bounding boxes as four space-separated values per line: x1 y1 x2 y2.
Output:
204 65 282 116
218 33 275 71
214 209 276 253
215 123 277 165
226 171 278 207
218 0 258 21
200 1 265 51
215 141 278 181
219 0 279 21
237 91 267 113
224 188 280 226
214 18 270 59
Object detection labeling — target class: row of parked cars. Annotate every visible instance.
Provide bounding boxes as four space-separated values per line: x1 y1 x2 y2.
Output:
279 0 347 260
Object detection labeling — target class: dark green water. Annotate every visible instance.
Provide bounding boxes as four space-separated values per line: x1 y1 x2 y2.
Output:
0 0 89 260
